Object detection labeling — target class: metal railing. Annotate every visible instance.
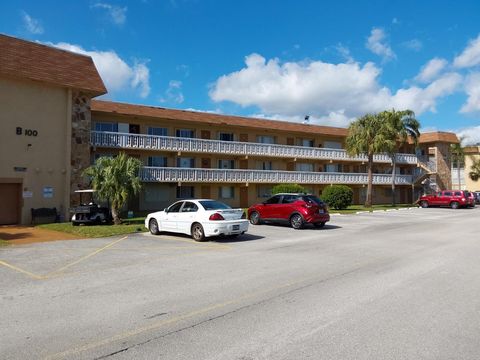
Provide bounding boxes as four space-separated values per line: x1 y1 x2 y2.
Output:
140 167 413 185
91 131 419 165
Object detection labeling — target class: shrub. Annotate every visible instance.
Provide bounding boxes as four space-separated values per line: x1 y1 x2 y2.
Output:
272 183 307 195
321 185 353 210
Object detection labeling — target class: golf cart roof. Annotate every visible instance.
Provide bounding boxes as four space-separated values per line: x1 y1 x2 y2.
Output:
74 189 96 193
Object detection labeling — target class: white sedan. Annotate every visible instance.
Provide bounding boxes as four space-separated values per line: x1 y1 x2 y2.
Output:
145 199 249 241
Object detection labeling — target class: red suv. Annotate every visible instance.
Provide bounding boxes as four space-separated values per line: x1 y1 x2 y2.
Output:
418 190 475 209
248 193 330 229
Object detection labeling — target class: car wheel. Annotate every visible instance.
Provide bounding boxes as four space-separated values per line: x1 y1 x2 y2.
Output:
420 200 429 208
191 223 206 242
290 214 304 229
149 219 160 235
450 201 459 209
314 222 326 228
249 211 261 225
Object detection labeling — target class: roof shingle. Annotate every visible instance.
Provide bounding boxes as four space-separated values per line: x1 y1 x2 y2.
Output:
0 34 106 96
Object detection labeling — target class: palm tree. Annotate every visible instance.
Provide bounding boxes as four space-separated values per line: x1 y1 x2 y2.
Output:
83 152 143 225
380 109 420 206
469 157 480 182
450 142 465 189
346 114 395 207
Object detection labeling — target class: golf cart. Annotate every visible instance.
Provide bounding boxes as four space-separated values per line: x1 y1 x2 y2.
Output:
71 190 111 226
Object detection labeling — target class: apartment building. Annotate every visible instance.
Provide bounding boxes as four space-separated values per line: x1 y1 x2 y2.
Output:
0 33 459 224
90 101 458 211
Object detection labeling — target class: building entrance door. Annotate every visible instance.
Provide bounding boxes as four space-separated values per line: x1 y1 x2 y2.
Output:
240 186 249 208
0 183 21 225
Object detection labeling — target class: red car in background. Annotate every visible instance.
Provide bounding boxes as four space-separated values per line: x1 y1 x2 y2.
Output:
248 193 330 229
418 190 475 209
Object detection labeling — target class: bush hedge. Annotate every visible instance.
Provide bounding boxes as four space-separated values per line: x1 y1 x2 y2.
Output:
322 185 353 210
272 183 308 195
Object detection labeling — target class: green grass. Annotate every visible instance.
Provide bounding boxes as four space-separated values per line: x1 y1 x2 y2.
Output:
0 239 8 246
331 204 415 214
38 220 147 238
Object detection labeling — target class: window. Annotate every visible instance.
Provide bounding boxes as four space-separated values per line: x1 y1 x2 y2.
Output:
256 161 272 170
454 191 462 196
147 156 167 167
219 132 234 141
264 195 281 204
176 129 195 138
218 159 234 169
257 135 275 144
444 191 452 196
325 164 341 173
148 127 168 136
257 185 272 198
94 122 118 132
296 163 314 172
282 195 300 204
176 186 194 199
144 184 170 202
200 200 232 210
177 157 195 168
298 139 314 147
219 186 234 199
181 201 198 212
167 202 184 212
324 141 342 149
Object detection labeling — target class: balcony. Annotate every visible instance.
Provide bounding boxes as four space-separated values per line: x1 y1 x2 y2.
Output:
91 131 419 165
140 167 413 185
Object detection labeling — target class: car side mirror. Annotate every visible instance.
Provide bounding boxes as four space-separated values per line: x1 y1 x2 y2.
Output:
164 208 168 213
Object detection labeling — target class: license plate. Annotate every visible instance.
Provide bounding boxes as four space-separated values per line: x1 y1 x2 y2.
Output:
318 209 324 214
232 225 240 230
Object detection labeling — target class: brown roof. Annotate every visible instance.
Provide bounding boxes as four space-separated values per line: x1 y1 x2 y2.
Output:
92 100 459 144
91 100 349 137
418 132 459 144
0 34 106 96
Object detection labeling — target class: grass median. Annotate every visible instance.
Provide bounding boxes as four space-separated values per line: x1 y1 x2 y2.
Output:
38 217 147 238
330 204 415 214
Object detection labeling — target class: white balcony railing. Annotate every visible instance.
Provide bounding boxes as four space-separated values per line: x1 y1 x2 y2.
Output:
91 131 419 165
140 167 413 185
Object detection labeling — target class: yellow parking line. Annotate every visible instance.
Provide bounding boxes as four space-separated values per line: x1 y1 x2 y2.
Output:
46 236 129 277
0 260 44 280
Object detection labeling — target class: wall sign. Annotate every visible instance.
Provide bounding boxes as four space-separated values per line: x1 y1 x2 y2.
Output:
22 191 33 198
43 186 54 198
14 166 27 172
16 127 38 137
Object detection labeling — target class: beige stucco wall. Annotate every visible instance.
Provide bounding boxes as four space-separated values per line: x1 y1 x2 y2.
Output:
0 77 71 224
465 146 480 191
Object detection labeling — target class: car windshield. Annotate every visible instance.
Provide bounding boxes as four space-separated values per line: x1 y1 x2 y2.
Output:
302 195 323 205
199 200 232 210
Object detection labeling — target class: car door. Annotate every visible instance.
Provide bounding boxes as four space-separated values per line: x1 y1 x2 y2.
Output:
440 191 452 206
176 201 199 235
430 192 443 206
279 194 300 219
161 201 183 231
260 195 282 220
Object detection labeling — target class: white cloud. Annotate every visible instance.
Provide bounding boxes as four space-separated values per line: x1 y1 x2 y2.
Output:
460 72 480 113
453 34 480 68
402 39 423 52
209 53 460 126
391 72 462 113
49 42 150 98
335 43 354 63
457 126 480 145
21 11 44 34
366 27 396 61
415 57 448 83
159 80 184 104
92 3 127 25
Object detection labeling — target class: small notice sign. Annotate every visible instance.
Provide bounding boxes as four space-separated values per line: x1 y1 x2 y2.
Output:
43 186 53 198
22 191 33 198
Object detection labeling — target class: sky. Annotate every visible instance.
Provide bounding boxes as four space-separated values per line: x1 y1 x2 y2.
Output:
1 0 480 144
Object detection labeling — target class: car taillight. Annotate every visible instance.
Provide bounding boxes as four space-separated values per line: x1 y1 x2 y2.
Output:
209 213 225 221
461 198 465 201
241 211 246 219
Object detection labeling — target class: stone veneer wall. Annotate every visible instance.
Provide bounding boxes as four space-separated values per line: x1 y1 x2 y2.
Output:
70 91 92 205
435 142 452 190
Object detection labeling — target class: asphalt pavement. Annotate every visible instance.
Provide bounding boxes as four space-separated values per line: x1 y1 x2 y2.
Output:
1 206 479 360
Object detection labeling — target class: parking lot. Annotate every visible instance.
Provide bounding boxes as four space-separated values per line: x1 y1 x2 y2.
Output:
1 207 480 360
